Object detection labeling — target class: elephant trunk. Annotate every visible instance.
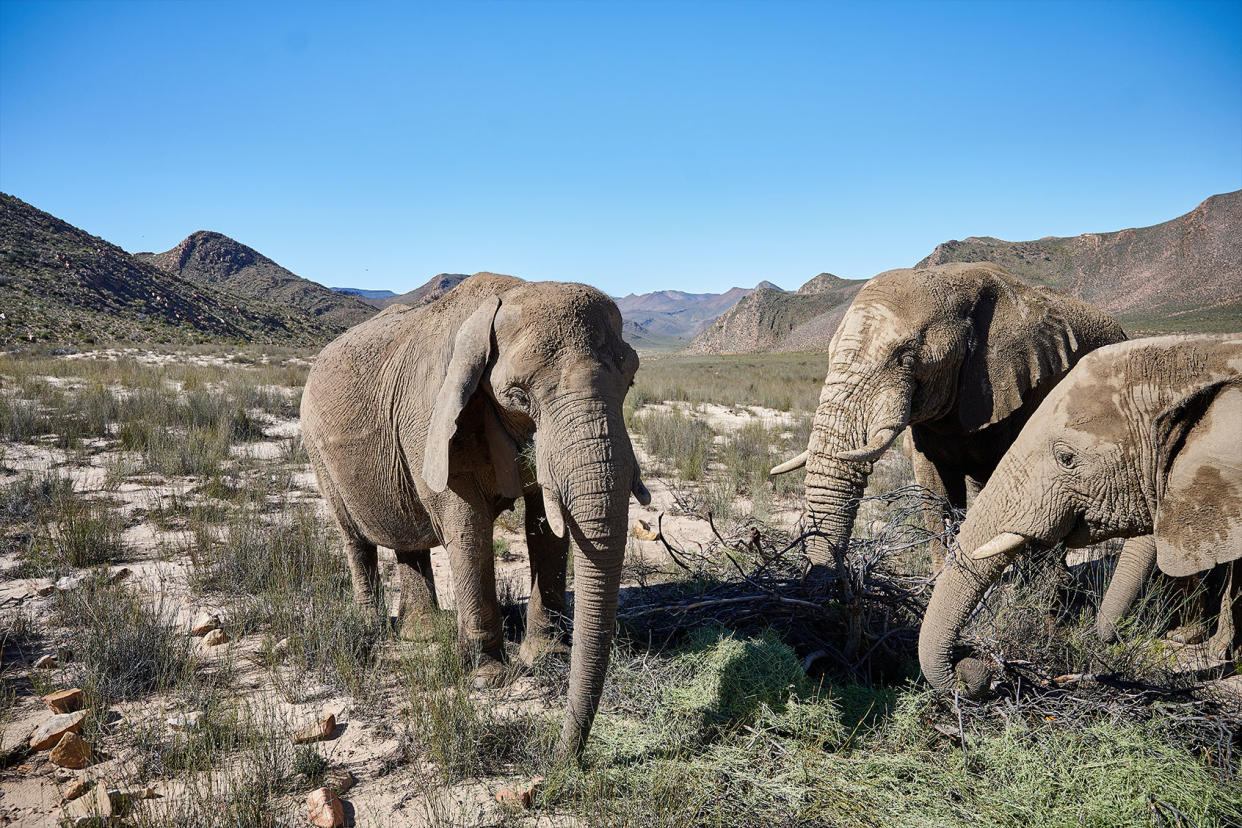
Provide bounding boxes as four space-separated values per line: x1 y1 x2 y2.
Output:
1096 536 1157 643
540 398 634 758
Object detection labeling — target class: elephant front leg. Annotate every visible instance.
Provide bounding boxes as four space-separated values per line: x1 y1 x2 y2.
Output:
395 548 439 641
909 445 964 575
440 497 507 687
345 537 382 612
519 491 570 666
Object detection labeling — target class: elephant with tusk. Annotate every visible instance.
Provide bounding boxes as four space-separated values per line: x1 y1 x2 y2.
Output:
300 272 651 758
919 334 1242 696
770 262 1126 573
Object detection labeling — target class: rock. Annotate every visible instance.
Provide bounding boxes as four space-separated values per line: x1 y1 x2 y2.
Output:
325 768 356 794
43 688 84 713
29 579 56 597
34 654 58 669
49 732 90 769
494 787 532 808
306 787 344 827
60 778 89 802
61 780 111 822
291 713 336 745
190 611 220 636
631 519 659 541
201 628 229 647
30 711 86 751
108 567 132 582
166 711 204 730
55 574 85 592
108 785 157 809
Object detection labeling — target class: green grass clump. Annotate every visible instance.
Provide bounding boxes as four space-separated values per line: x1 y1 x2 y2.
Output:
632 408 715 481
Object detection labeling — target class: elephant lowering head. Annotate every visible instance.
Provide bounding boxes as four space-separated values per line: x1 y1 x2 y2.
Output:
770 263 1125 570
919 335 1242 694
301 273 649 758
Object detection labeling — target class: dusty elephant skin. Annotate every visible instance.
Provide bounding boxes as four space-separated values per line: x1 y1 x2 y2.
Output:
770 262 1125 572
300 272 650 757
920 334 1242 694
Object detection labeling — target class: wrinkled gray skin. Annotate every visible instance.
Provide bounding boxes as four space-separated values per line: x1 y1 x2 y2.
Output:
771 263 1125 573
301 273 649 758
920 335 1242 695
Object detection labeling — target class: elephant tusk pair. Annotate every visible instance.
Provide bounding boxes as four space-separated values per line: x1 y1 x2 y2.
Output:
967 532 1027 560
541 469 652 539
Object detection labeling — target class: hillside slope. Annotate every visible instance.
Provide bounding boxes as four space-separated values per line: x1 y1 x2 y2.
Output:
918 190 1242 332
688 274 865 354
615 281 783 341
0 193 347 346
137 232 376 329
370 273 471 309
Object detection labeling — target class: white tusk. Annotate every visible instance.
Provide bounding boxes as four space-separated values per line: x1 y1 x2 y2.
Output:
967 532 1027 560
631 472 652 506
835 425 901 463
769 450 809 476
542 485 566 538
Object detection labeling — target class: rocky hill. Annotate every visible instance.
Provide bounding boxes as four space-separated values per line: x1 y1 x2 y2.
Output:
615 281 783 343
370 273 471 309
332 287 397 301
688 273 866 354
137 232 376 329
0 194 351 346
918 190 1242 332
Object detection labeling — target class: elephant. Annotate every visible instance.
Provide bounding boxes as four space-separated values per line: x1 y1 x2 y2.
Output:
769 262 1126 572
919 334 1242 695
300 272 650 757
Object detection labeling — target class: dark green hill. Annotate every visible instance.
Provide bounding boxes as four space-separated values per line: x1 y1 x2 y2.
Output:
137 232 376 329
0 193 351 346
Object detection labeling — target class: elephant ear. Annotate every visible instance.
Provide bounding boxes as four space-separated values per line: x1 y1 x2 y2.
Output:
1152 382 1242 577
957 278 1100 433
422 296 502 493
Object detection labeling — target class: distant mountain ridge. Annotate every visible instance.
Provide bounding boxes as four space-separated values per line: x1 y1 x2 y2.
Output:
369 273 471 309
137 232 376 329
332 287 397 300
614 281 784 344
0 193 350 346
918 190 1242 332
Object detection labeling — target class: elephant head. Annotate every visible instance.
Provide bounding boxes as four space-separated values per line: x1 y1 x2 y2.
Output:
420 275 649 756
771 262 1124 567
919 334 1242 692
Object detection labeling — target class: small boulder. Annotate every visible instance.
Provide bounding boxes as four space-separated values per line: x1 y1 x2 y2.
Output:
49 732 90 769
325 768 356 794
61 780 111 823
59 778 89 802
306 787 345 827
190 612 220 636
202 628 229 647
631 519 659 541
55 574 85 592
33 654 58 669
30 710 86 751
292 713 336 745
43 688 84 714
29 579 56 597
494 787 532 808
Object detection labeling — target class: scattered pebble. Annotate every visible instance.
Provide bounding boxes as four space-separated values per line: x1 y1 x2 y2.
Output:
30 711 86 751
292 713 336 745
43 688 84 714
49 732 91 769
306 787 345 827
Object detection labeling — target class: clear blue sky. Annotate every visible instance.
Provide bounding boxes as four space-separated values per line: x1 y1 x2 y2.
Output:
2 1 1239 296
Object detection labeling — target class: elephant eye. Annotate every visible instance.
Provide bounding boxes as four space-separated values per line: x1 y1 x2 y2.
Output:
898 350 917 369
504 386 531 410
1053 442 1078 469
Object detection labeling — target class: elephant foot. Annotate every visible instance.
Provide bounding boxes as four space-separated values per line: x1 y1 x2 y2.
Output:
396 611 439 643
517 633 571 667
470 655 508 689
1165 622 1209 646
953 658 992 700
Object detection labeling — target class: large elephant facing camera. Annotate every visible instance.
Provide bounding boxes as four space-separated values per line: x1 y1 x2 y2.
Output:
920 335 1242 695
770 262 1126 571
301 273 650 757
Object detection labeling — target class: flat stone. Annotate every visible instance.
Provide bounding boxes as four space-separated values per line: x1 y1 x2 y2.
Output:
495 787 532 808
43 688 84 713
33 654 58 669
189 612 219 636
291 713 336 745
325 768 356 794
60 778 89 802
30 711 86 751
201 628 229 647
61 780 111 822
55 575 85 592
29 579 56 597
306 787 344 827
49 732 90 769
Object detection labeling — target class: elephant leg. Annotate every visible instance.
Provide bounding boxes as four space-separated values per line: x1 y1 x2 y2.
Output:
1165 573 1210 645
910 447 964 574
439 496 507 687
1206 560 1241 661
395 548 439 641
1096 535 1156 643
345 537 381 612
518 491 570 666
